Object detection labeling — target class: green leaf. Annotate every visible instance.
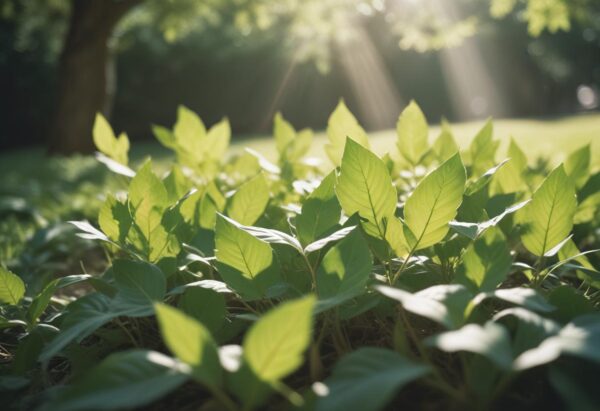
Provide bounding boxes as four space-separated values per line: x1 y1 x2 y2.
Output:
0 267 25 306
519 165 577 256
469 119 498 176
493 307 560 355
296 172 342 246
547 286 594 323
450 199 529 240
317 228 372 300
49 350 189 411
154 303 221 386
432 119 459 162
274 112 296 155
514 315 600 370
41 292 154 361
98 195 131 244
471 287 555 313
336 138 397 238
127 161 179 261
174 105 206 154
565 144 591 189
243 295 315 381
227 173 270 226
404 153 466 250
396 101 429 165
215 215 281 300
376 284 472 329
426 322 513 370
558 239 600 287
112 260 166 305
574 191 600 224
325 100 369 166
384 216 410 258
493 138 527 193
92 113 129 166
315 348 429 411
178 287 226 335
204 117 231 162
27 275 91 325
465 159 509 196
304 226 356 254
455 228 512 293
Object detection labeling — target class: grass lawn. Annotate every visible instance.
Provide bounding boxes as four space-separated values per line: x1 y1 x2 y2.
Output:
238 113 600 166
1 113 600 178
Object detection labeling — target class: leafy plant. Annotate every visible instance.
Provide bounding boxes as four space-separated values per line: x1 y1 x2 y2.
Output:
1 103 600 411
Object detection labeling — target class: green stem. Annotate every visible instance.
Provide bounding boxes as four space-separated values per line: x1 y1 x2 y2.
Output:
392 248 415 284
209 386 239 411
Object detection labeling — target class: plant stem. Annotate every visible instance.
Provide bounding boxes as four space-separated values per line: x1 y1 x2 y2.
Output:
209 386 239 411
392 248 415 284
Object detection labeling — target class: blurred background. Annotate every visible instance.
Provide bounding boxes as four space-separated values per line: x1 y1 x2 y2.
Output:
1 0 599 153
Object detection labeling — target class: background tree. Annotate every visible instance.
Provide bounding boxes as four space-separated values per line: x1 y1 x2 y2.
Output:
1 0 597 154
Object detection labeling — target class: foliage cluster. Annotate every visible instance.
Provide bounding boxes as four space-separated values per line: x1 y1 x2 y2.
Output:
2 101 600 410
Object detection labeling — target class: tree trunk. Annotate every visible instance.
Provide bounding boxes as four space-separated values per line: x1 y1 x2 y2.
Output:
48 0 140 154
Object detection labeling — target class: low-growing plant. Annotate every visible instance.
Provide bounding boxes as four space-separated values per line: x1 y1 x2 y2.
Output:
2 101 600 410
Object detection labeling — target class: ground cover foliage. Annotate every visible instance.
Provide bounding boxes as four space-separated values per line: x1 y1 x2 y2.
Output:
2 102 600 410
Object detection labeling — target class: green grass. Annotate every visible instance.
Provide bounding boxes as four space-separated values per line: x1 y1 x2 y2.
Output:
1 113 599 178
238 113 600 166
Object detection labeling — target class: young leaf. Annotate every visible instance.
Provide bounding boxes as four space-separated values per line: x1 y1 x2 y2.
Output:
494 138 527 193
204 117 231 162
404 153 466 250
336 138 397 238
174 105 206 154
243 295 316 381
127 161 178 261
455 228 512 293
396 101 429 165
565 144 591 189
215 215 281 300
154 303 221 386
325 100 369 166
315 348 429 411
93 113 129 166
296 172 342 246
469 119 498 176
227 173 270 226
432 119 459 162
519 165 577 256
316 228 372 300
274 112 296 156
98 195 131 244
0 267 25 306
49 350 189 411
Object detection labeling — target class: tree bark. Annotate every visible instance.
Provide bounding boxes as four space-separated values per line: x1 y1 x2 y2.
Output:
48 0 140 154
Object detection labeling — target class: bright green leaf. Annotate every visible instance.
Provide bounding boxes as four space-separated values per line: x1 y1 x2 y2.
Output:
154 303 221 386
243 295 315 381
404 153 466 249
227 173 270 226
519 165 577 256
396 101 429 165
0 267 25 306
325 100 369 166
336 138 397 238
